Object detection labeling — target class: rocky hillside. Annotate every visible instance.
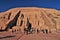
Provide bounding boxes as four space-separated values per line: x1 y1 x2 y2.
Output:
0 7 60 32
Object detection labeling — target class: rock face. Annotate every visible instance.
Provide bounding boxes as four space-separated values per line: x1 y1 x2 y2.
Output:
0 7 60 33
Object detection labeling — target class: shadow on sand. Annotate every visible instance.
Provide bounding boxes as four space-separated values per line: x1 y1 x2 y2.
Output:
0 35 15 39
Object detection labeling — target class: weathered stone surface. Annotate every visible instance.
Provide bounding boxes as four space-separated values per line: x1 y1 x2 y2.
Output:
0 7 60 33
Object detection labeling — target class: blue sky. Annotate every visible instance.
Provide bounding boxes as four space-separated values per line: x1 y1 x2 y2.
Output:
0 0 60 12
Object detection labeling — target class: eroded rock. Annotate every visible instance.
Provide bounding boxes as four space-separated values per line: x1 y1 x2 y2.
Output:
0 7 60 33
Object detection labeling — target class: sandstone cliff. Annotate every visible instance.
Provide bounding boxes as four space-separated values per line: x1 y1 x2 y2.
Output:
0 7 60 32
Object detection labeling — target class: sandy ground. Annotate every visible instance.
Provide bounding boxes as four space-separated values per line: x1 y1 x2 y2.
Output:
0 32 60 40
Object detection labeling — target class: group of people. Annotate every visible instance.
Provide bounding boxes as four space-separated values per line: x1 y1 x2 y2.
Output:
24 22 49 34
24 22 32 34
40 29 48 34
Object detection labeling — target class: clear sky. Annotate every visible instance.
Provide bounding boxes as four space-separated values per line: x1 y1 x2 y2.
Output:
0 0 60 12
